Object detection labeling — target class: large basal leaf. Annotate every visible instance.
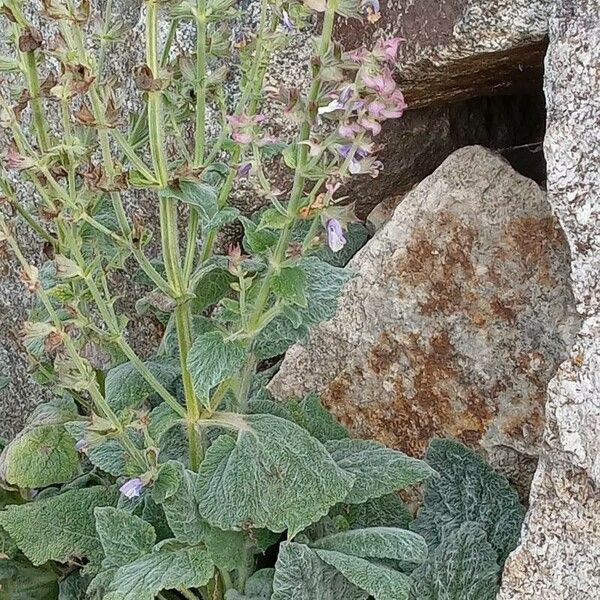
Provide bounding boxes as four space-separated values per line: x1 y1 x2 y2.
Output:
315 549 412 600
0 487 117 570
105 360 180 412
271 266 308 307
0 558 58 600
411 439 525 563
153 461 246 571
409 522 500 600
187 331 245 407
196 414 355 536
272 542 368 600
311 527 427 564
345 494 413 530
225 568 275 600
0 424 81 488
94 507 156 569
58 571 91 600
248 393 348 444
326 439 436 504
103 541 214 600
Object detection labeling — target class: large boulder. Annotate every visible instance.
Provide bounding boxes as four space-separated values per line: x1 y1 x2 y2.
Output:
499 1 600 597
269 146 579 485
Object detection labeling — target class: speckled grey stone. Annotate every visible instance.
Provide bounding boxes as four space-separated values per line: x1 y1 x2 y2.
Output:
499 1 600 597
269 146 580 493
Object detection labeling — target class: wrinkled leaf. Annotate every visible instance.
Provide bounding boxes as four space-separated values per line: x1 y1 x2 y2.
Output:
411 439 524 563
409 522 500 600
187 331 245 407
225 568 274 600
316 549 411 600
0 487 117 571
272 542 368 600
196 414 355 536
326 439 435 504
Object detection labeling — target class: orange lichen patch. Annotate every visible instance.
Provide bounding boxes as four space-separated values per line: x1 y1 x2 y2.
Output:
324 328 496 456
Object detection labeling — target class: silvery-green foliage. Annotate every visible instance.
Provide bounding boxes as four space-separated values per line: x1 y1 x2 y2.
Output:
0 0 526 598
195 414 355 536
411 439 525 563
0 487 118 572
409 523 500 600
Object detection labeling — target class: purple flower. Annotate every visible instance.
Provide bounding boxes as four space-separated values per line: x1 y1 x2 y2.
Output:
326 219 347 253
362 0 381 22
338 121 364 140
237 162 252 179
119 478 144 499
281 9 294 32
75 439 88 453
361 67 396 95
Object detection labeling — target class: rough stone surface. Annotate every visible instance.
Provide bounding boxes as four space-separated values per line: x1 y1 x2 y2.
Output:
270 147 580 484
499 1 600 597
338 0 549 108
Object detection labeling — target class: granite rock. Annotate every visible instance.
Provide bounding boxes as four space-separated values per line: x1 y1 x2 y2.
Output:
499 1 600 597
269 146 580 482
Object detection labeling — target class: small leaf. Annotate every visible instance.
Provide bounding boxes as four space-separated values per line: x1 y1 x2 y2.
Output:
0 424 81 488
105 360 180 412
204 207 241 234
196 415 355 536
192 269 236 313
272 542 368 600
315 549 412 600
0 487 118 571
325 439 435 504
87 437 143 478
164 180 218 219
95 507 156 569
240 216 278 254
187 331 245 407
409 522 500 600
104 542 214 600
290 393 348 443
257 208 291 231
311 527 427 564
272 267 308 307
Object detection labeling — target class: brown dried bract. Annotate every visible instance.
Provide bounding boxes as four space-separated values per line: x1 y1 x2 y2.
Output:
134 65 162 92
18 27 43 53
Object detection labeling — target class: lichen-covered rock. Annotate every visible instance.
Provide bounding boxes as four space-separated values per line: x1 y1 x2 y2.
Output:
270 146 579 481
499 1 600 597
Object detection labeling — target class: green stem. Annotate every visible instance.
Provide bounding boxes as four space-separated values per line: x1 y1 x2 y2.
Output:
21 49 50 151
194 0 207 167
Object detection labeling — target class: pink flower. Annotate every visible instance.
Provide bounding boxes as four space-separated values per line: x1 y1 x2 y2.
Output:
359 116 382 136
326 219 347 252
374 37 405 62
338 121 364 139
361 67 396 95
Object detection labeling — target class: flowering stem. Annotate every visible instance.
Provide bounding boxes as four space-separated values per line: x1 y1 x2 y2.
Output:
194 0 207 167
145 0 204 469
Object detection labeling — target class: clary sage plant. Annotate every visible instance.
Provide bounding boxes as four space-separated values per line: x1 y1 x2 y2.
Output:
0 1 525 599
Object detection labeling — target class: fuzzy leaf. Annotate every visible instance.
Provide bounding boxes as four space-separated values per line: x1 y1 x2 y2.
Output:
0 558 58 600
312 527 427 564
187 331 245 406
87 438 143 478
272 542 368 600
257 208 292 230
346 494 412 530
240 216 279 254
225 568 274 600
0 487 117 570
409 522 500 600
58 571 90 600
289 393 348 443
316 549 412 600
271 267 308 307
192 269 235 313
253 316 308 360
154 461 246 571
196 415 355 536
326 439 435 504
104 543 214 600
165 181 218 219
1 424 81 488
411 439 525 562
105 360 180 412
95 507 156 569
